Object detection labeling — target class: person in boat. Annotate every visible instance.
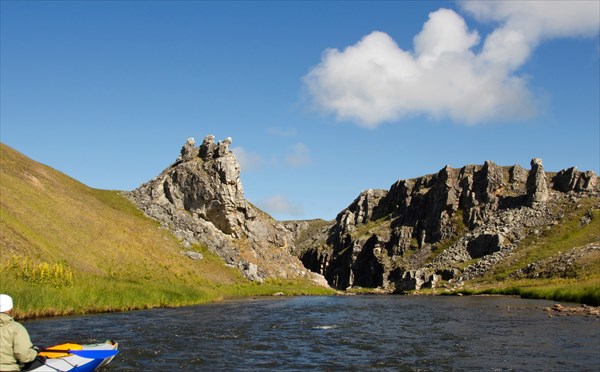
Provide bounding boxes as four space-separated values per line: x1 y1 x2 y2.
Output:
0 294 43 372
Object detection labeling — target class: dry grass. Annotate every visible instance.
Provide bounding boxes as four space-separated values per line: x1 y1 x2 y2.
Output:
0 144 331 319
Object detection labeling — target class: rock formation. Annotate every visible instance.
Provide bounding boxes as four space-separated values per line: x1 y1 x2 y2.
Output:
127 137 598 293
127 135 325 284
294 158 599 291
527 158 549 205
553 166 598 193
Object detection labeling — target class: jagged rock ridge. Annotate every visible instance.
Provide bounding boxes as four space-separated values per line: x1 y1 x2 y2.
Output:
127 135 598 292
126 135 326 285
293 159 599 291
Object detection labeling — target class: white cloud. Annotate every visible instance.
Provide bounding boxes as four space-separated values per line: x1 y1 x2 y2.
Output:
285 143 311 167
461 0 600 70
414 8 479 66
231 146 264 172
304 1 600 127
258 195 304 217
461 1 600 40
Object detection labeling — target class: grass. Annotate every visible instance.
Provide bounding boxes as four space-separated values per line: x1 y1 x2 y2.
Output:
452 278 600 306
458 200 599 305
1 257 335 319
220 278 335 298
2 273 219 319
456 197 600 305
3 256 74 288
0 143 332 320
2 272 334 319
488 199 599 281
1 142 598 318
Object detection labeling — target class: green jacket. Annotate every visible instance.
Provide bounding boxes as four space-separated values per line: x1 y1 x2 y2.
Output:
0 313 37 371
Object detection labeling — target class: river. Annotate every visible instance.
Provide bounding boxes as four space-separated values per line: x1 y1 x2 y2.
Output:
25 295 599 371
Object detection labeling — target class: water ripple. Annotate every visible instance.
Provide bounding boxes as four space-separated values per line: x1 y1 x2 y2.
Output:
24 296 600 371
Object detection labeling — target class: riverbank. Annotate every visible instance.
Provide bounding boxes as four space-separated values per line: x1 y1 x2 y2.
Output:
6 276 599 320
450 278 600 306
3 276 335 320
4 252 596 320
3 144 598 322
345 276 600 307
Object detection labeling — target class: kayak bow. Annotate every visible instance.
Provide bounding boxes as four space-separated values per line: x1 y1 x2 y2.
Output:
31 340 119 372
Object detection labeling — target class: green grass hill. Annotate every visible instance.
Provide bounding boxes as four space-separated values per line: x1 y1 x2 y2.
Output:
0 144 330 319
2 142 597 317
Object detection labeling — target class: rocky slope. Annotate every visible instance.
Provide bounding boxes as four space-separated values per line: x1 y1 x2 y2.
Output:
126 135 326 285
291 159 599 291
127 135 598 293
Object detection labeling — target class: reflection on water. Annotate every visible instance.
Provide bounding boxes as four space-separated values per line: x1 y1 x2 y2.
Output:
25 296 600 371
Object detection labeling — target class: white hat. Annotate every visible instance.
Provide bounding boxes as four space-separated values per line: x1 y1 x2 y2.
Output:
0 294 13 313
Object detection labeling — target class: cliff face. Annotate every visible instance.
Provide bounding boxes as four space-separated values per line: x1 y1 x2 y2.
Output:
127 135 326 285
294 159 599 291
127 136 598 292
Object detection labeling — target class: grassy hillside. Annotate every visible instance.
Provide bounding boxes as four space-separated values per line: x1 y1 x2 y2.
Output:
2 142 596 316
457 198 600 305
0 144 331 319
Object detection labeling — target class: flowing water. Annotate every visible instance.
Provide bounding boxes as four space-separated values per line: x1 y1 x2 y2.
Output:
25 295 599 371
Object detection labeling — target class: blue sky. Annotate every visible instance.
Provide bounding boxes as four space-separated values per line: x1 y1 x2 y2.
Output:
1 1 599 221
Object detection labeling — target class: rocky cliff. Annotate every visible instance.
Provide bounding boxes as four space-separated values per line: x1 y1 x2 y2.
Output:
127 135 326 285
292 159 599 291
127 136 598 293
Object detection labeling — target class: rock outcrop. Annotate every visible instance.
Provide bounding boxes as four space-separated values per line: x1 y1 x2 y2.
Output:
527 158 549 205
127 135 324 284
295 159 599 291
127 138 598 293
553 166 598 193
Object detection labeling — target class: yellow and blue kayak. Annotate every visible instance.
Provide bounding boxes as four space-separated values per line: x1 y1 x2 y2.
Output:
29 340 119 372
